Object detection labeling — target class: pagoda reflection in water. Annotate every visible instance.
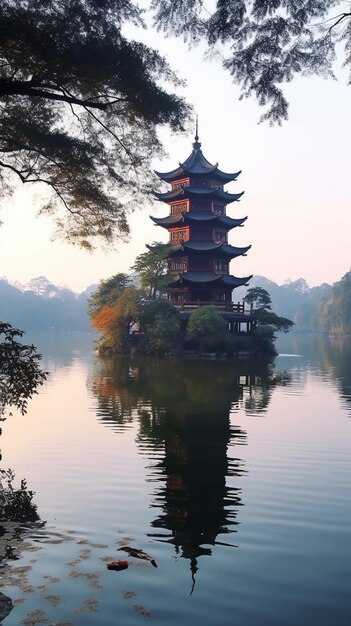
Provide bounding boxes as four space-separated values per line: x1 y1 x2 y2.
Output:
91 358 280 590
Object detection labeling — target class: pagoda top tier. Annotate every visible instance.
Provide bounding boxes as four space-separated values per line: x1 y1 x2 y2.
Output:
154 132 241 184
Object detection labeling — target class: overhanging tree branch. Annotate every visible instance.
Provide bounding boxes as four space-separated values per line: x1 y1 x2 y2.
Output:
0 0 190 247
328 12 351 34
0 79 125 110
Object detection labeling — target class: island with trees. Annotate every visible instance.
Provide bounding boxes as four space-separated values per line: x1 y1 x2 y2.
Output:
89 267 293 358
89 132 293 358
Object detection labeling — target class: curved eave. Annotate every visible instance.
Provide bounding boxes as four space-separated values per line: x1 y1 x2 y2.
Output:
183 167 241 183
154 136 242 182
184 212 247 228
215 189 244 202
220 243 251 257
150 214 184 228
154 166 184 181
153 188 185 202
153 186 244 203
168 272 252 287
154 165 241 183
180 146 216 174
150 212 248 230
222 274 253 287
219 215 247 228
172 242 251 257
154 146 216 180
213 169 241 183
186 187 243 202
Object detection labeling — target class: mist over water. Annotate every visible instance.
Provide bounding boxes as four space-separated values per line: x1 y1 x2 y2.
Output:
1 333 350 625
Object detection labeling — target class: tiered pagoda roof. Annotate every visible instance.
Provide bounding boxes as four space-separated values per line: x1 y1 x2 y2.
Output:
168 273 252 288
169 241 251 258
151 212 247 229
154 136 241 184
153 186 244 204
151 127 252 306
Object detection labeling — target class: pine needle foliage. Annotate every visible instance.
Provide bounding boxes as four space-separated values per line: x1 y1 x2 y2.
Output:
0 0 190 248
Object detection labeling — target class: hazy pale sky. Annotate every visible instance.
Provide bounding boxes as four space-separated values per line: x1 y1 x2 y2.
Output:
0 23 350 292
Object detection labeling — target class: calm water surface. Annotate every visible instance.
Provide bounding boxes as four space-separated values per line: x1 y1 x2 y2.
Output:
1 333 350 625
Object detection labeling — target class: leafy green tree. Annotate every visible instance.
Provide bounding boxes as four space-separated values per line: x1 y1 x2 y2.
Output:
0 0 189 248
153 0 351 123
0 322 47 417
87 273 132 317
186 305 230 352
243 286 272 311
131 242 171 300
257 310 295 333
140 300 181 355
244 287 294 354
244 287 293 332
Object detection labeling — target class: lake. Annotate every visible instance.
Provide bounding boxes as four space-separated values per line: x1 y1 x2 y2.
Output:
1 333 350 626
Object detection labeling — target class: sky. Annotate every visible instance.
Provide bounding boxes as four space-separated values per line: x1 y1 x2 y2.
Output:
0 18 350 293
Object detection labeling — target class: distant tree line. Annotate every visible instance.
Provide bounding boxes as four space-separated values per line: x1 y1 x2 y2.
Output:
2 268 351 337
237 270 351 335
318 270 351 335
0 278 92 332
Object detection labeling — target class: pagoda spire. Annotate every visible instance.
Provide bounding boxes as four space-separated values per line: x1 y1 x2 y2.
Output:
193 115 201 150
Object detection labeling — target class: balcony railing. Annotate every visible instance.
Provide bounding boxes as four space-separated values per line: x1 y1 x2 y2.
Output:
175 301 253 314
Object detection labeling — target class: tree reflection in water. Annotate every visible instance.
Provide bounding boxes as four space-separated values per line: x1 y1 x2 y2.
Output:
313 337 351 415
278 334 351 416
0 469 43 622
90 357 286 592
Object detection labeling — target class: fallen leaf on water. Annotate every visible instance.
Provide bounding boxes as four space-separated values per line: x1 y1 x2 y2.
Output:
133 603 152 619
122 590 137 599
107 560 129 572
119 547 157 568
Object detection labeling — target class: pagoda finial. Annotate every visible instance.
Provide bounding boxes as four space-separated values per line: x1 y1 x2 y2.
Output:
193 115 201 150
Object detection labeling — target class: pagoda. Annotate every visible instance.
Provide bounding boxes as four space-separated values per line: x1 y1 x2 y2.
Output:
151 126 253 329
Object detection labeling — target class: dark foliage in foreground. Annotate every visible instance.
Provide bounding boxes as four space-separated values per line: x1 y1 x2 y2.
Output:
0 0 190 248
0 322 47 416
0 469 39 522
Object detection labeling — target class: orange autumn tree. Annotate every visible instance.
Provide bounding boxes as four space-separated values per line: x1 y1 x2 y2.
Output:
90 287 144 354
91 305 121 334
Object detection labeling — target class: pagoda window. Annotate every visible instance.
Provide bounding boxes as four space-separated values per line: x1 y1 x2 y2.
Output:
171 201 188 215
212 202 224 213
172 178 189 191
215 292 226 302
214 230 227 242
171 292 184 302
214 260 229 272
170 258 188 272
170 228 189 242
199 180 217 189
